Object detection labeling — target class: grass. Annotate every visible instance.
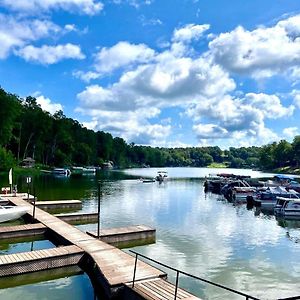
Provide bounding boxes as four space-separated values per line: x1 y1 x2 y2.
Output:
207 162 228 168
273 166 300 175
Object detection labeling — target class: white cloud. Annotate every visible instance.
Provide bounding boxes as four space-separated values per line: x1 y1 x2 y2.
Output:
73 70 100 82
291 89 300 108
0 14 61 58
243 93 294 119
94 41 155 74
76 21 296 147
187 92 293 145
139 15 162 26
34 93 63 114
209 14 300 78
16 43 85 64
0 0 103 15
193 124 229 139
172 23 210 43
283 127 299 140
111 0 153 8
79 107 170 145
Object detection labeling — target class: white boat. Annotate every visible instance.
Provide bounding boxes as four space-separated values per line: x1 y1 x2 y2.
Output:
140 178 156 183
232 186 257 201
274 197 300 219
0 205 29 223
52 168 71 176
255 186 299 207
82 167 96 174
155 171 168 182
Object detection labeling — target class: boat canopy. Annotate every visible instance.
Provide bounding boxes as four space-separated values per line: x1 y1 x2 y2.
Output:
274 174 294 181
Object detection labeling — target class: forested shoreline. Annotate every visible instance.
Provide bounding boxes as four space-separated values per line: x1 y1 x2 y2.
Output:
0 87 299 172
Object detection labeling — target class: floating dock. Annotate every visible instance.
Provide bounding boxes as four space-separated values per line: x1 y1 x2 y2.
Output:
33 200 82 210
126 278 199 300
0 223 46 240
1 195 201 300
55 212 98 224
87 225 156 247
0 245 84 277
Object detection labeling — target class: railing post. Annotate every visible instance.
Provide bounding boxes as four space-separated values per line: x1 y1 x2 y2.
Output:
132 253 138 288
174 270 179 300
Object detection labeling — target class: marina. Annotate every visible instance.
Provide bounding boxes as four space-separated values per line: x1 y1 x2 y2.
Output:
0 168 300 299
0 194 202 300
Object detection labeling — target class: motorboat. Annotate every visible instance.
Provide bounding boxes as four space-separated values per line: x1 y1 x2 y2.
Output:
204 173 251 194
255 186 300 207
71 166 96 176
155 171 168 182
82 167 96 174
52 168 71 176
231 186 258 202
0 205 29 223
274 197 300 219
140 178 156 183
259 175 296 188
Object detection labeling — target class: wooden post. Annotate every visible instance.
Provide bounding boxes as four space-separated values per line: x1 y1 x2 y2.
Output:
97 182 101 238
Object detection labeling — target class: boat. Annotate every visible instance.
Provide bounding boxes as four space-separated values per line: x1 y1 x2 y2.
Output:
71 166 96 176
254 186 300 207
231 186 258 202
52 168 71 176
0 205 29 223
259 175 296 188
274 197 300 219
140 178 156 183
287 180 300 193
155 171 168 182
204 173 251 194
82 166 96 174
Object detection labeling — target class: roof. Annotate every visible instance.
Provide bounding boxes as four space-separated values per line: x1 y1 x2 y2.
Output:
23 157 35 162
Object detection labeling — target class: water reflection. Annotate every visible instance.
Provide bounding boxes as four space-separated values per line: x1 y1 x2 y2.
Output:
1 168 300 299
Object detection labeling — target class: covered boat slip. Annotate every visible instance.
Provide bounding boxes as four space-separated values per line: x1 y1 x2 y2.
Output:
1 195 201 300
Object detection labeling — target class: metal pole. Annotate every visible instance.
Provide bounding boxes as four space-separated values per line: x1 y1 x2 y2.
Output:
132 253 138 288
27 179 30 201
97 182 100 238
32 187 36 223
174 270 179 300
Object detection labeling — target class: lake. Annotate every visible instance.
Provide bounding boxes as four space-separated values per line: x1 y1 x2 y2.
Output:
0 167 299 299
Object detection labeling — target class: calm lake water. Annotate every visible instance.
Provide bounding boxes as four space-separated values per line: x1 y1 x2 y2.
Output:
0 167 299 299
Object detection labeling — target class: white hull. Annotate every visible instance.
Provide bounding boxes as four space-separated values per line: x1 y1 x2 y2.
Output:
0 206 28 223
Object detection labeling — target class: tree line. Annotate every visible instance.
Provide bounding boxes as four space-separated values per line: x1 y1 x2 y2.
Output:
0 87 299 171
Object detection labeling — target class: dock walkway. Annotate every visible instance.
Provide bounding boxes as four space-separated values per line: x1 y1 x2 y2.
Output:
3 196 201 299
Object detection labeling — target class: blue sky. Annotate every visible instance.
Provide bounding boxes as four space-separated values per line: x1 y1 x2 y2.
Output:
1 0 300 148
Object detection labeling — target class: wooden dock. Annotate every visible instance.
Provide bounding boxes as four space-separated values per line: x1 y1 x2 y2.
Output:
128 278 199 300
33 200 82 210
3 195 201 300
87 225 156 247
55 212 98 224
0 223 46 239
0 245 84 277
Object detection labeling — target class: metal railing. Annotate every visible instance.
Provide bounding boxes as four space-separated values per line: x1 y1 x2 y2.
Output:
130 250 259 300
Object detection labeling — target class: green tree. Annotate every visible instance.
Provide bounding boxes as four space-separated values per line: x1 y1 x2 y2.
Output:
0 88 22 147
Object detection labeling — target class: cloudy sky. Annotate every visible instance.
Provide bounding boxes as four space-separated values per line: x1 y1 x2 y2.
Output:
0 0 300 148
